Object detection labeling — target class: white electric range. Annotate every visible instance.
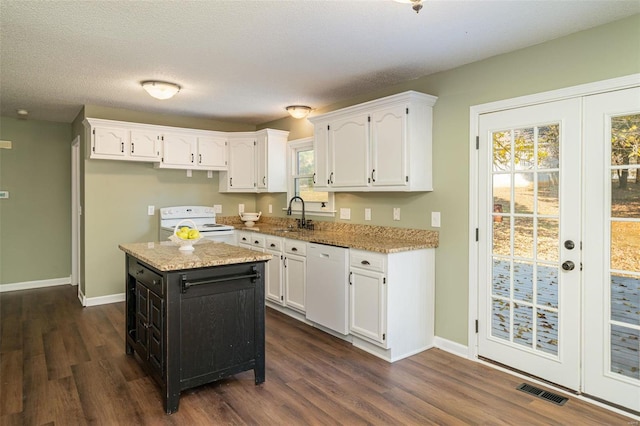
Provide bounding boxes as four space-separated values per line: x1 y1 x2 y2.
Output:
159 206 236 245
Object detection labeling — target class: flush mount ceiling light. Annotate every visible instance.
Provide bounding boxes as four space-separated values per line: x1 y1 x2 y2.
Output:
394 0 424 13
141 81 181 100
286 105 312 119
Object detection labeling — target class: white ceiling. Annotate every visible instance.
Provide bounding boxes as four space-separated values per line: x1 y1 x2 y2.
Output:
1 0 638 125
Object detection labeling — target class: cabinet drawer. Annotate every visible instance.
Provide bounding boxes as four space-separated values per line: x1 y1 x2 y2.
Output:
236 231 252 245
265 236 283 251
250 234 266 248
284 239 306 256
350 249 385 272
129 262 163 295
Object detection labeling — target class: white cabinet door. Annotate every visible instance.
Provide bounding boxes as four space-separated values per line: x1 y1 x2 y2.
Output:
130 130 160 160
329 115 369 188
313 122 330 189
162 133 196 166
370 104 407 188
256 132 268 190
349 267 386 344
227 138 256 190
284 254 306 313
92 127 128 158
197 136 227 169
265 248 284 305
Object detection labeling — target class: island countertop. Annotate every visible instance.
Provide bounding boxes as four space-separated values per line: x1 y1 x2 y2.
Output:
119 240 272 272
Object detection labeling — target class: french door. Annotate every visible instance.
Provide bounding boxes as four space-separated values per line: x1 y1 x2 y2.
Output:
477 87 640 412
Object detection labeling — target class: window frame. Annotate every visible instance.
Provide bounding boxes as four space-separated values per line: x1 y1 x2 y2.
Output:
286 137 335 217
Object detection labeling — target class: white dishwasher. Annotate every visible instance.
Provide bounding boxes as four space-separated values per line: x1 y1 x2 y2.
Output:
306 243 350 335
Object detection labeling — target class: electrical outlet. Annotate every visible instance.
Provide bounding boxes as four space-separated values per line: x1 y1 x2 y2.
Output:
186 169 192 178
147 205 155 216
238 204 245 214
269 204 273 213
364 208 371 221
393 208 401 221
431 211 441 227
213 204 222 213
207 170 213 178
340 208 351 220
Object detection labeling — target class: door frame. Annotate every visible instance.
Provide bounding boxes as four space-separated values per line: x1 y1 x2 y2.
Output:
71 135 83 305
468 73 640 360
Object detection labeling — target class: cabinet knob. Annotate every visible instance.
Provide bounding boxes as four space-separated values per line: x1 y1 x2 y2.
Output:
270 243 276 248
361 260 370 265
292 247 298 252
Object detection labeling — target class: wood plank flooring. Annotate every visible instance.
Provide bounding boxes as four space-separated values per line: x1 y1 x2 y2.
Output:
0 285 635 425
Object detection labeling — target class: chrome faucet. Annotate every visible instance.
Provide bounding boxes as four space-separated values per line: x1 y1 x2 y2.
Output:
286 196 305 228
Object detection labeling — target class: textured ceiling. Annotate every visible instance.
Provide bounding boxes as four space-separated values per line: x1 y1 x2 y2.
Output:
1 0 639 124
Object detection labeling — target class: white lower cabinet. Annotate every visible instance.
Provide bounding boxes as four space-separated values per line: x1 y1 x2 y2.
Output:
265 237 284 305
349 248 434 362
283 239 306 313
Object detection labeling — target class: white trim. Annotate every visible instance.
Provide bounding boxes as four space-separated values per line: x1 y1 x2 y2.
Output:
83 292 125 307
467 73 640 363
433 336 470 359
0 276 71 292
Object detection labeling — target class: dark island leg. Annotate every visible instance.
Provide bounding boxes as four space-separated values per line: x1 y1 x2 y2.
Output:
255 262 266 385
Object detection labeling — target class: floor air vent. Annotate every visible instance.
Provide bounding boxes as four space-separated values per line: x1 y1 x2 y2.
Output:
516 383 568 406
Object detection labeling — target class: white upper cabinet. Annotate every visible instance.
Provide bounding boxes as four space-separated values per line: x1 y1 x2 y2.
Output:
197 136 227 169
130 130 161 160
87 119 161 162
223 136 256 191
219 129 289 193
161 132 197 167
309 91 437 192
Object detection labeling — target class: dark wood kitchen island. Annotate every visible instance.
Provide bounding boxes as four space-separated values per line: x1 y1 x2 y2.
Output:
119 240 271 414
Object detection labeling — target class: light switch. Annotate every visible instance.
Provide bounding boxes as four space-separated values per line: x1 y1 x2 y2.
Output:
238 204 245 213
207 170 213 178
0 191 9 199
269 204 273 213
393 208 401 221
431 211 441 228
186 169 192 178
213 204 222 213
364 208 371 221
147 205 155 216
340 208 351 220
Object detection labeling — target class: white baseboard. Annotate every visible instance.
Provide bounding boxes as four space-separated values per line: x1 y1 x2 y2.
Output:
0 276 71 292
83 292 125 307
433 336 470 359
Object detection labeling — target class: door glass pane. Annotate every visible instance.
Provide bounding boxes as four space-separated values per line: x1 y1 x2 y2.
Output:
490 123 562 358
514 173 534 214
493 216 511 256
611 325 640 380
537 219 559 262
538 124 560 169
608 113 640 381
537 172 559 216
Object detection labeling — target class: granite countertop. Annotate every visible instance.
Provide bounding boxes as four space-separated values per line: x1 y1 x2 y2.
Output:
235 223 439 253
119 240 272 272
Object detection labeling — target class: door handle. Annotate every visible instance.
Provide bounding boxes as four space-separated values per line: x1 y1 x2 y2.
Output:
562 261 575 271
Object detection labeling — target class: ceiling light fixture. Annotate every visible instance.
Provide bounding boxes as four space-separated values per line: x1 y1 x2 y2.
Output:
286 105 312 119
394 0 423 13
141 81 181 100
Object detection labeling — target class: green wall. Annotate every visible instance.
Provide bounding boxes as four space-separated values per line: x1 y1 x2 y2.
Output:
0 117 72 284
259 14 640 345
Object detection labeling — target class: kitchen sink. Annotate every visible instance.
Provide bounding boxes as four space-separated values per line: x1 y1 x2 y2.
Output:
273 228 302 233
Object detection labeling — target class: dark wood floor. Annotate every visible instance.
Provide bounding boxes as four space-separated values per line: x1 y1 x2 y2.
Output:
0 285 635 425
